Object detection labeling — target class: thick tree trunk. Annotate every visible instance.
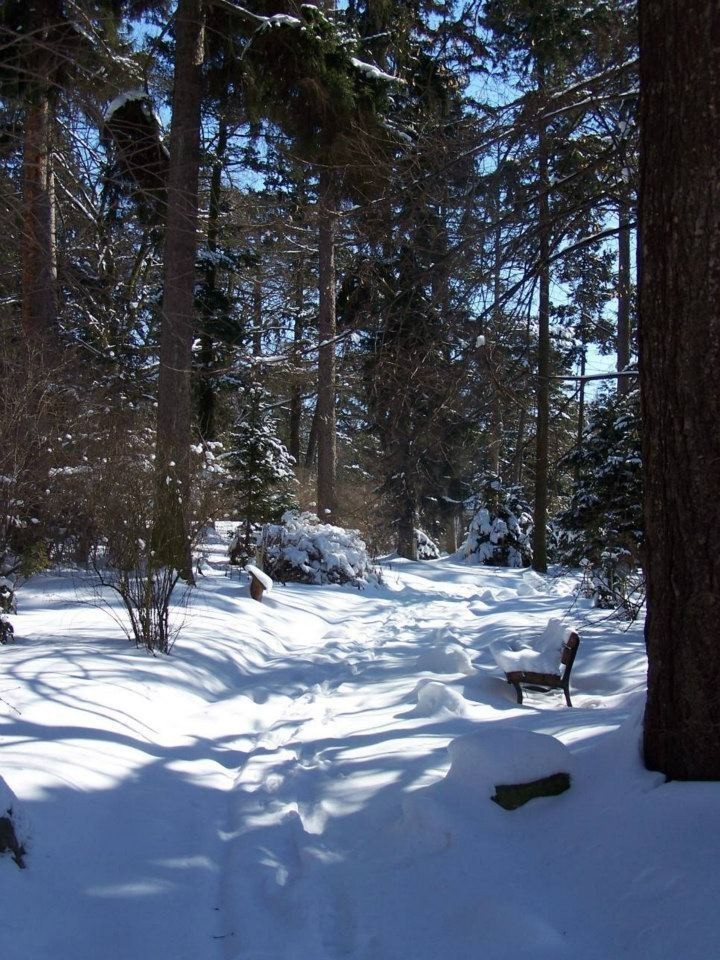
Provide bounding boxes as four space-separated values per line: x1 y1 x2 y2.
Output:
155 0 205 580
617 197 632 394
639 0 720 779
532 110 551 574
22 95 57 343
316 167 338 519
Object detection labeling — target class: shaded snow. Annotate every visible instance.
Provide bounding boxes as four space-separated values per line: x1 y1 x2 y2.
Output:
0 538 717 960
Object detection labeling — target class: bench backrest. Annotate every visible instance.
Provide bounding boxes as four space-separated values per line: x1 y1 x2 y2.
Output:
560 631 580 674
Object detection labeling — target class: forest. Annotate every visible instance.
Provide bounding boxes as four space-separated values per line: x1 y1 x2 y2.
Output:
0 0 640 592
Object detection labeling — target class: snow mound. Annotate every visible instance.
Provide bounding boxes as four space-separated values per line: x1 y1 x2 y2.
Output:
490 618 574 674
259 511 379 587
443 728 572 799
432 625 462 645
417 643 475 675
0 775 29 861
411 680 468 717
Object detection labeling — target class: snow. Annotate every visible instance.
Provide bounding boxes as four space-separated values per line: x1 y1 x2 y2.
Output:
0 536 717 960
103 89 150 123
444 728 572 797
349 57 405 85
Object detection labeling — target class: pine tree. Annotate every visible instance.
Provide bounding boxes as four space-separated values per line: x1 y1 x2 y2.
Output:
463 474 533 568
555 388 643 614
225 383 297 562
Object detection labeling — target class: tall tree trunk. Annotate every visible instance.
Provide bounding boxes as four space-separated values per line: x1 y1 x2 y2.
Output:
289 259 305 464
316 167 338 519
22 93 57 343
639 0 720 779
155 0 205 580
532 106 551 574
488 198 504 478
305 403 319 468
575 343 587 483
617 196 632 394
396 467 418 560
197 114 227 442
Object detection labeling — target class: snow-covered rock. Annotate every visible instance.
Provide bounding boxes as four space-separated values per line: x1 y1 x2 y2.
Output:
443 728 572 799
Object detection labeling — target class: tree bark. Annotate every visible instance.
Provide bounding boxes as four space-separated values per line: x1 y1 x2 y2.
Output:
197 113 227 443
316 167 338 519
21 92 57 344
289 259 305 464
639 0 720 779
155 0 205 580
616 197 632 394
532 107 551 574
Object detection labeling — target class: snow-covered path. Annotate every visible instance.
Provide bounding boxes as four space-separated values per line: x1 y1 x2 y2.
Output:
1 539 718 960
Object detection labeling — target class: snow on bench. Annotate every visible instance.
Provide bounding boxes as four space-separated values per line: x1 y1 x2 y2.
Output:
245 564 273 603
490 618 580 707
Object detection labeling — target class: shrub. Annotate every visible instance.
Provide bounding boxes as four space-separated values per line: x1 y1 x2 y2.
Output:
258 511 379 586
88 431 203 654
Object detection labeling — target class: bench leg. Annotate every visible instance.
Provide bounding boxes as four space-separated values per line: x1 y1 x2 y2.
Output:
510 680 523 705
563 683 572 707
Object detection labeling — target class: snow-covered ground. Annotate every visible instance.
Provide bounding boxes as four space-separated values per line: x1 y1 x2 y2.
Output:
0 527 717 960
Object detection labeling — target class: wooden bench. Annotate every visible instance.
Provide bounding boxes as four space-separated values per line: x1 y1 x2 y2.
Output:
504 630 580 707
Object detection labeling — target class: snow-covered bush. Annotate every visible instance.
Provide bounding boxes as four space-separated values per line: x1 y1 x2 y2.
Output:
554 389 643 618
258 511 380 587
415 528 441 560
462 477 532 568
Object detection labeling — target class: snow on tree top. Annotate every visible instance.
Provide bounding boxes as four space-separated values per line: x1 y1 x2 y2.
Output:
103 89 149 123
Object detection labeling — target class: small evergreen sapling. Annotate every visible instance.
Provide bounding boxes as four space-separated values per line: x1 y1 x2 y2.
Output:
415 529 441 560
463 476 533 568
224 383 297 564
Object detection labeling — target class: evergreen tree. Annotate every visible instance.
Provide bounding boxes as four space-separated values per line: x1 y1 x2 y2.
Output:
225 382 297 562
463 474 533 568
555 388 643 614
